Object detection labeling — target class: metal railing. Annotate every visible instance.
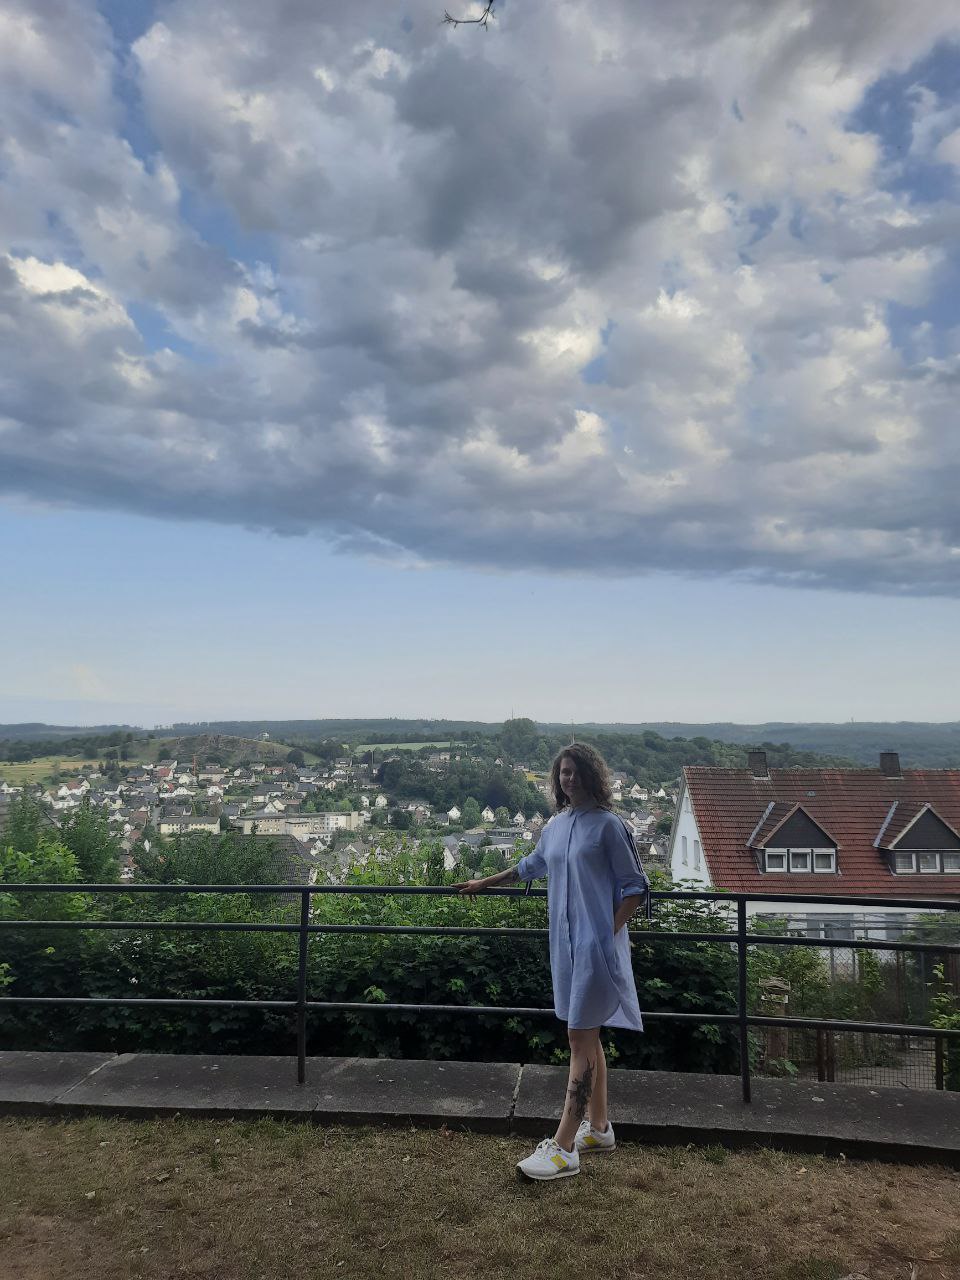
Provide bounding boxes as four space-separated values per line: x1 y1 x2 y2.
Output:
2 883 959 1103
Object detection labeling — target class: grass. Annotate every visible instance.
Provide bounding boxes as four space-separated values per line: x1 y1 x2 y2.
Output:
0 757 103 785
2 1117 960 1280
354 741 455 752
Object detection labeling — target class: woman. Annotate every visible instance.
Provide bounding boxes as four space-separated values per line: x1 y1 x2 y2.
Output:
456 742 648 1181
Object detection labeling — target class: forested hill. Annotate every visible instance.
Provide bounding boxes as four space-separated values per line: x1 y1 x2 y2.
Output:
155 718 960 767
564 722 960 768
3 717 959 769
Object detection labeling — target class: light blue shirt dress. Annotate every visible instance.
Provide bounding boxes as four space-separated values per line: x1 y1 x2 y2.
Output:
515 805 647 1031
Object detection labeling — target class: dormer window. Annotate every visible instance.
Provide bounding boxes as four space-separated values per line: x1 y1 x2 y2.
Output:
876 803 960 875
750 803 839 875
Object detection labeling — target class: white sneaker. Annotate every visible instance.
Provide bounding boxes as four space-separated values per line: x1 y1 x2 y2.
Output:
516 1138 580 1181
574 1119 616 1153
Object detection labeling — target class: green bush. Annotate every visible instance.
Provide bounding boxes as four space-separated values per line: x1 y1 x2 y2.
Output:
0 834 741 1070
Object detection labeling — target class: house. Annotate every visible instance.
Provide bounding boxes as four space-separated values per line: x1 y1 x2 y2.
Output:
447 806 461 822
157 814 221 837
481 806 495 823
238 810 360 837
669 750 960 938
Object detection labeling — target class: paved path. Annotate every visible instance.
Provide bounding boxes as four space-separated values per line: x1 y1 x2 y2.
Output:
1 1052 957 1165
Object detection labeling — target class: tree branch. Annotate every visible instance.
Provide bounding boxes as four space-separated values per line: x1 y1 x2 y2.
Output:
442 2 495 30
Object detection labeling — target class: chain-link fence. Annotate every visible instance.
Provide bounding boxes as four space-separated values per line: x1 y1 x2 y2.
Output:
748 912 960 1090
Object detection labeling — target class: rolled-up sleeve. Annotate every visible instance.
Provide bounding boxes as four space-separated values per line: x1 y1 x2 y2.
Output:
604 819 649 899
515 843 547 882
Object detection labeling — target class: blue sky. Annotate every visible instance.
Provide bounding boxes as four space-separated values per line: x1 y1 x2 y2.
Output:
1 2 959 727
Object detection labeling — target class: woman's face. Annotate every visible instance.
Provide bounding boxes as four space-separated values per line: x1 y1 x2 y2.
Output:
559 756 586 803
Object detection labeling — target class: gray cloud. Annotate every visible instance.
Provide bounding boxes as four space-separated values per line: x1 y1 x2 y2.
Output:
1 0 960 595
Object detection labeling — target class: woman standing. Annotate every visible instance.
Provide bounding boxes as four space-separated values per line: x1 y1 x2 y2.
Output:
457 742 649 1181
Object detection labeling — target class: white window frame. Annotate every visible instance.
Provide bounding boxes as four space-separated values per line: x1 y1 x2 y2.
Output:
943 851 960 873
681 835 688 865
764 850 787 872
813 850 836 873
789 849 812 872
694 839 701 870
894 851 916 873
917 851 940 874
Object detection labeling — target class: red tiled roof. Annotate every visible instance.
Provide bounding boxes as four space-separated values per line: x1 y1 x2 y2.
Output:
684 766 960 897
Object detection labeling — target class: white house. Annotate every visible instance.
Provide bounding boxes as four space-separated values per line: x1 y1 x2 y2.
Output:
481 806 496 823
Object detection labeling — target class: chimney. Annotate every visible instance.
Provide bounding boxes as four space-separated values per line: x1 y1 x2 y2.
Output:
747 750 768 778
880 751 901 778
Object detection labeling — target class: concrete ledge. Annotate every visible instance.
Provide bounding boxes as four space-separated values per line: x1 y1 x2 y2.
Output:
0 1051 118 1114
311 1057 520 1133
516 1066 960 1165
2 1052 958 1165
0 1052 519 1133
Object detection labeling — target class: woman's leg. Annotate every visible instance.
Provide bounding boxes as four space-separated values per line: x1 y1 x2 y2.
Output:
554 1026 602 1152
589 1040 608 1132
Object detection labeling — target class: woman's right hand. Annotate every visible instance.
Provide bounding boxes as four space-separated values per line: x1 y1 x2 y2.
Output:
454 879 488 896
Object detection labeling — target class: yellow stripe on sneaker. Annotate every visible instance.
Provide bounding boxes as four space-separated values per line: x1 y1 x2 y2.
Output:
550 1154 568 1169
585 1135 599 1147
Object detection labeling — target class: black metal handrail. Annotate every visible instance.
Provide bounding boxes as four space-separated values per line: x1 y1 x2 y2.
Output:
1 882 959 1102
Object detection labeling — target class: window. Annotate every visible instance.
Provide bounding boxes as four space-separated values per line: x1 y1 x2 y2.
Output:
918 852 940 873
765 847 836 873
681 835 688 865
944 852 960 872
894 852 916 873
694 839 701 870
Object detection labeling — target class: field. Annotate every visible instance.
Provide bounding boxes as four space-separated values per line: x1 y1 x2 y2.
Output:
354 740 456 752
2 1116 960 1280
0 757 103 785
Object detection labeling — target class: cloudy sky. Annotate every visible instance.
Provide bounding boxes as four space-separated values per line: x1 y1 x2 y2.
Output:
1 0 959 727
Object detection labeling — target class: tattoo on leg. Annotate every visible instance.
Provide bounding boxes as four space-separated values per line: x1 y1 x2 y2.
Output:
567 1058 595 1122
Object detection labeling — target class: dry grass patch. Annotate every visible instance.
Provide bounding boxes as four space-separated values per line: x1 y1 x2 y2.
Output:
1 1117 959 1280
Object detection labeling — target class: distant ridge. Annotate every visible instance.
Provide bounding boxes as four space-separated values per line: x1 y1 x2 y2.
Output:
2 718 960 767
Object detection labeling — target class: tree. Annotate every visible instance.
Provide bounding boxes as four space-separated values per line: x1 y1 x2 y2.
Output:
2 794 47 854
58 798 122 882
286 749 306 767
133 831 277 886
494 806 511 826
423 841 446 886
461 797 482 829
500 717 539 761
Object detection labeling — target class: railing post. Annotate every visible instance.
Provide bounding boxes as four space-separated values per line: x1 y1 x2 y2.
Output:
816 1029 826 1082
737 898 751 1104
296 889 310 1085
935 1035 945 1091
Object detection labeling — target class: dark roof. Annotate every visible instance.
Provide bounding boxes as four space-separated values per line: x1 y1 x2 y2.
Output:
875 801 960 850
747 802 837 850
684 766 960 897
250 833 319 884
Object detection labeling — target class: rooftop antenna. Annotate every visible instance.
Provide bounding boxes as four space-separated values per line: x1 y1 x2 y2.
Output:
571 723 576 743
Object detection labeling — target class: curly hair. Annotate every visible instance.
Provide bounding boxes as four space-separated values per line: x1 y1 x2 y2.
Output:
549 742 614 811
